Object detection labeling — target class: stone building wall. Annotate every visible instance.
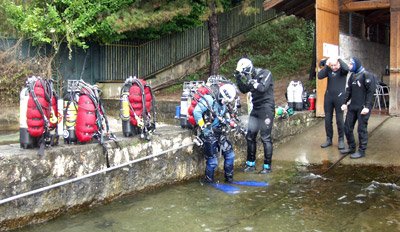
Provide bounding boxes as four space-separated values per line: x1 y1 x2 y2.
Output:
340 33 390 81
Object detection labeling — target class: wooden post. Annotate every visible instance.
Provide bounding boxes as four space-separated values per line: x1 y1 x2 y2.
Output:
390 0 400 115
315 0 340 117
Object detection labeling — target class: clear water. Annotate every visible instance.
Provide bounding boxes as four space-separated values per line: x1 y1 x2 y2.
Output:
17 161 400 232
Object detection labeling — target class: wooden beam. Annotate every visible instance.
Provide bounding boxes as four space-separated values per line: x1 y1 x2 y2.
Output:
263 0 284 11
294 3 315 16
389 0 400 115
340 0 390 12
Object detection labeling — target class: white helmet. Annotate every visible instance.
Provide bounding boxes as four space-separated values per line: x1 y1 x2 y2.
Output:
218 84 237 104
236 58 254 75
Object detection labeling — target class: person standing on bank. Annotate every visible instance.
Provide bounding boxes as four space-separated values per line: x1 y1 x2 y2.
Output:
234 58 275 174
318 56 349 150
193 84 238 183
340 57 376 159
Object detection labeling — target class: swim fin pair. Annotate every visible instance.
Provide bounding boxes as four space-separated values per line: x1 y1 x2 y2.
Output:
211 181 268 194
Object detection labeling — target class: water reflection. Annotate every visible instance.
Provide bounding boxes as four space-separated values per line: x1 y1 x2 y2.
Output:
18 161 400 232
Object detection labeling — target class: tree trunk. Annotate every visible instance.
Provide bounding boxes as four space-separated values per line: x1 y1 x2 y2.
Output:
208 0 220 77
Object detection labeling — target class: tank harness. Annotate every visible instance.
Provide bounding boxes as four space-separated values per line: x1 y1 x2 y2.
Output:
185 76 247 146
22 76 60 155
64 80 121 167
120 76 156 140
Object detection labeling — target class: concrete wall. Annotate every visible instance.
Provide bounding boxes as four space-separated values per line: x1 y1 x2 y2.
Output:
0 107 319 231
340 33 390 81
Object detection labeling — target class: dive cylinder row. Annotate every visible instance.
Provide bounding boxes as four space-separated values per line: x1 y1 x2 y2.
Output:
19 76 157 152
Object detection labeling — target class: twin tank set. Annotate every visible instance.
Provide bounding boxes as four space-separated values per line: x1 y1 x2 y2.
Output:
19 76 156 155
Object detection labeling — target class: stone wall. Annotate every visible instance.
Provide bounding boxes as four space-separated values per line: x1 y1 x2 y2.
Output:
340 33 390 80
0 127 203 231
0 103 320 231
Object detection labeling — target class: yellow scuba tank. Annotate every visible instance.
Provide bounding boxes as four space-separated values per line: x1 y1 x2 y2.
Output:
20 87 36 148
64 93 79 144
121 94 130 121
121 77 133 137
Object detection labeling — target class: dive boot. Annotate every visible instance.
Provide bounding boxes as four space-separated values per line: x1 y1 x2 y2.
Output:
259 164 272 174
350 150 365 159
340 147 356 155
243 161 256 172
321 137 332 148
224 164 234 183
205 168 214 183
338 137 345 150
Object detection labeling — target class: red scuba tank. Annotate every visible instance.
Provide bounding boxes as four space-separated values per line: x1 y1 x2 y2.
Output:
75 90 96 142
187 86 210 126
26 80 49 137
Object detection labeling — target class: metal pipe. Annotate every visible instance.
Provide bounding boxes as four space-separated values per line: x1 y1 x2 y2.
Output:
0 142 195 205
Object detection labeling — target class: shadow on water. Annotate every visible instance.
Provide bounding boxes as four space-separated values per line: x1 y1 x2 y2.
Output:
16 161 400 232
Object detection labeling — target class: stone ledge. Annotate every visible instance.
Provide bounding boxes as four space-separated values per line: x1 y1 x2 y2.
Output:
0 105 319 231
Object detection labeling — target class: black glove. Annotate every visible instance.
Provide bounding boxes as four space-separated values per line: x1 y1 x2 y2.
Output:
319 59 327 67
234 70 242 79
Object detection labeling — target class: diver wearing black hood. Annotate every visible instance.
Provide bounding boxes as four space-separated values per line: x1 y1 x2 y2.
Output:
340 57 376 159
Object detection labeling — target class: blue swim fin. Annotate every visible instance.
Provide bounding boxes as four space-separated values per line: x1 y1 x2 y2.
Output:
231 181 268 187
211 183 240 194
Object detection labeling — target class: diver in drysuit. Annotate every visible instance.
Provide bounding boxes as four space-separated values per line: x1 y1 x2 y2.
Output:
318 56 349 150
193 84 237 183
340 57 376 159
235 57 275 174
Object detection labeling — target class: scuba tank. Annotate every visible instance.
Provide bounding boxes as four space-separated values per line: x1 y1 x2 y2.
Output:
128 77 156 140
180 88 190 129
120 76 134 137
57 98 64 137
63 89 79 144
293 81 304 111
20 87 36 148
287 81 295 109
22 76 60 154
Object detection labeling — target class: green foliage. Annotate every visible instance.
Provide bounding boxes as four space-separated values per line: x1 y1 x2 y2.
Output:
1 0 136 57
305 79 316 89
1 0 242 52
220 15 315 80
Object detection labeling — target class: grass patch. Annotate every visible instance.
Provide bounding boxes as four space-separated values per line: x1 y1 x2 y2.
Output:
220 15 315 82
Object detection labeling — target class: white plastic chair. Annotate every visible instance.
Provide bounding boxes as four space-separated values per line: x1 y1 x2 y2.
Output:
373 84 390 110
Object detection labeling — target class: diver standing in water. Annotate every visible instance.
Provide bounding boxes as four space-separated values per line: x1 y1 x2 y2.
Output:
318 56 349 150
193 84 238 183
235 58 275 174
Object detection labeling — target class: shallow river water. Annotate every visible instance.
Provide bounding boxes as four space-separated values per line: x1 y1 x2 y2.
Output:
16 160 400 232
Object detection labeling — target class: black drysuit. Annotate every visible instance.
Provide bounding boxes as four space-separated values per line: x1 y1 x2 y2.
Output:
317 59 349 140
236 68 275 166
343 69 376 152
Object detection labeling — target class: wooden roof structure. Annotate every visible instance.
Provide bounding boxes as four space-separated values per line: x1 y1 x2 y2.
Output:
264 0 399 116
264 0 391 23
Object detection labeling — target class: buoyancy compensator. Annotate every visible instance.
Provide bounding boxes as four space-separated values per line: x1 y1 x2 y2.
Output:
20 76 60 155
64 80 121 167
183 75 247 147
120 76 156 140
